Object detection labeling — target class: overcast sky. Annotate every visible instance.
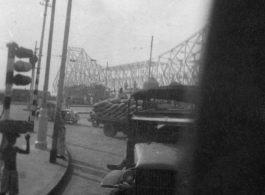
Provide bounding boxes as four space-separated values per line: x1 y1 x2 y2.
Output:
0 0 212 93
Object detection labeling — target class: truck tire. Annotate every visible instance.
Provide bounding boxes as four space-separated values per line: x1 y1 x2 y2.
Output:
110 189 126 195
103 123 117 137
91 119 99 127
123 128 130 136
72 119 78 124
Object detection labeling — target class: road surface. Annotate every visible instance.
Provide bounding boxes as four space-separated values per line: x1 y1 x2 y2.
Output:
57 108 127 195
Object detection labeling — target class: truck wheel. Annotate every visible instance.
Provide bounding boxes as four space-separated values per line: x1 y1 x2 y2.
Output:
103 123 117 137
123 129 130 136
115 124 130 136
92 119 99 127
113 124 122 132
110 189 126 195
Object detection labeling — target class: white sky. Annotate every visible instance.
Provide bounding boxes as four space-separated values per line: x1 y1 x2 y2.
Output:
0 0 212 93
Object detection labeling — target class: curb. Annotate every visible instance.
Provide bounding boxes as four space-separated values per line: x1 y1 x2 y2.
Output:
77 111 90 114
48 149 73 195
24 110 90 114
39 149 73 195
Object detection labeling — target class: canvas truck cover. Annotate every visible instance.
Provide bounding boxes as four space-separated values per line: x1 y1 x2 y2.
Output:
131 85 199 104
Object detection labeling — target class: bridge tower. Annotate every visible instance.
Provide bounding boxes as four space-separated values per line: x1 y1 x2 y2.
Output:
53 47 104 93
103 27 207 90
53 28 207 93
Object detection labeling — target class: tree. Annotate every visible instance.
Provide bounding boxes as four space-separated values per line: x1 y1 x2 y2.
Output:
90 83 109 101
143 77 159 90
63 83 109 101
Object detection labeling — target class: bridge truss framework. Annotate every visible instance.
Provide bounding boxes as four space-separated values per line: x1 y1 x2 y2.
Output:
53 28 207 93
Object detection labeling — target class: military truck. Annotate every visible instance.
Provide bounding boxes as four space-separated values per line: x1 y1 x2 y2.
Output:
101 85 197 195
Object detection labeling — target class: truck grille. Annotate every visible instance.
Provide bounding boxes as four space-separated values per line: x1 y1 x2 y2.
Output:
135 168 177 195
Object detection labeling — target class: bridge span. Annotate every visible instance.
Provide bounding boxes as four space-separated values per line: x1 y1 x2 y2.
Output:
53 28 207 93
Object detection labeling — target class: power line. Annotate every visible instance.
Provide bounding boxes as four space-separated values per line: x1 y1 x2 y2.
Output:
88 45 150 56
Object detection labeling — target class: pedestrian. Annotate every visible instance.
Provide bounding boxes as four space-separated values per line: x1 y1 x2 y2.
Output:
49 106 55 121
0 133 30 195
90 96 94 106
57 117 66 160
117 88 127 99
66 97 71 109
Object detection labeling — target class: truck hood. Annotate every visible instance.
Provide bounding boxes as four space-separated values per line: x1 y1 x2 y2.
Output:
135 142 184 171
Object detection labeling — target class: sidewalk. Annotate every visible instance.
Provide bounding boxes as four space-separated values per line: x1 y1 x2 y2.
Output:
0 129 70 195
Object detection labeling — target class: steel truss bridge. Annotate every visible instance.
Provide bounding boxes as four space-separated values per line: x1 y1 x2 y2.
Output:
53 28 207 93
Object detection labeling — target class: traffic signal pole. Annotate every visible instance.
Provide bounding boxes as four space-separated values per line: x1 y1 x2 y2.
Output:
50 0 72 163
3 43 17 120
35 0 56 150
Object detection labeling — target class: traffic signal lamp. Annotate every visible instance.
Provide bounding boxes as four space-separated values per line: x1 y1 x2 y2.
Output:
16 47 33 58
13 74 32 86
14 61 33 72
29 55 38 66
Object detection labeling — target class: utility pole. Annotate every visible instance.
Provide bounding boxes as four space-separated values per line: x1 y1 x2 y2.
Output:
148 36 153 79
31 41 39 91
106 62 108 87
28 41 39 119
105 62 108 97
35 0 50 97
32 0 50 133
35 0 56 150
50 0 72 163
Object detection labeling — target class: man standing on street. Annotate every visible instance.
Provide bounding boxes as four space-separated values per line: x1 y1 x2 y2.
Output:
90 96 94 106
0 133 30 195
57 117 66 160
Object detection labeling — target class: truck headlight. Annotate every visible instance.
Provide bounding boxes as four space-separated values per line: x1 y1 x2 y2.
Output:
122 170 134 183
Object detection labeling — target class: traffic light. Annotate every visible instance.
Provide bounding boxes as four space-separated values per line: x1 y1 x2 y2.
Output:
13 47 36 86
0 43 38 134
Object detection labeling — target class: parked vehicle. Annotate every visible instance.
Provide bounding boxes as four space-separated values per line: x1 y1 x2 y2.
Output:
101 85 198 195
36 101 80 124
61 108 79 124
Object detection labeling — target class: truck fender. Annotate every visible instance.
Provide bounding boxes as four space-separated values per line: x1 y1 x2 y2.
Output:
101 170 126 188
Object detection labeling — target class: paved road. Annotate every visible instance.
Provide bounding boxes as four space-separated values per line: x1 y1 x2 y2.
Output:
58 109 127 195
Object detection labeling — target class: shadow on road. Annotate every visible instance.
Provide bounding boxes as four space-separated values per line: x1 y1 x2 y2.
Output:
72 159 108 180
72 159 108 172
112 136 127 141
66 142 123 157
67 123 90 128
